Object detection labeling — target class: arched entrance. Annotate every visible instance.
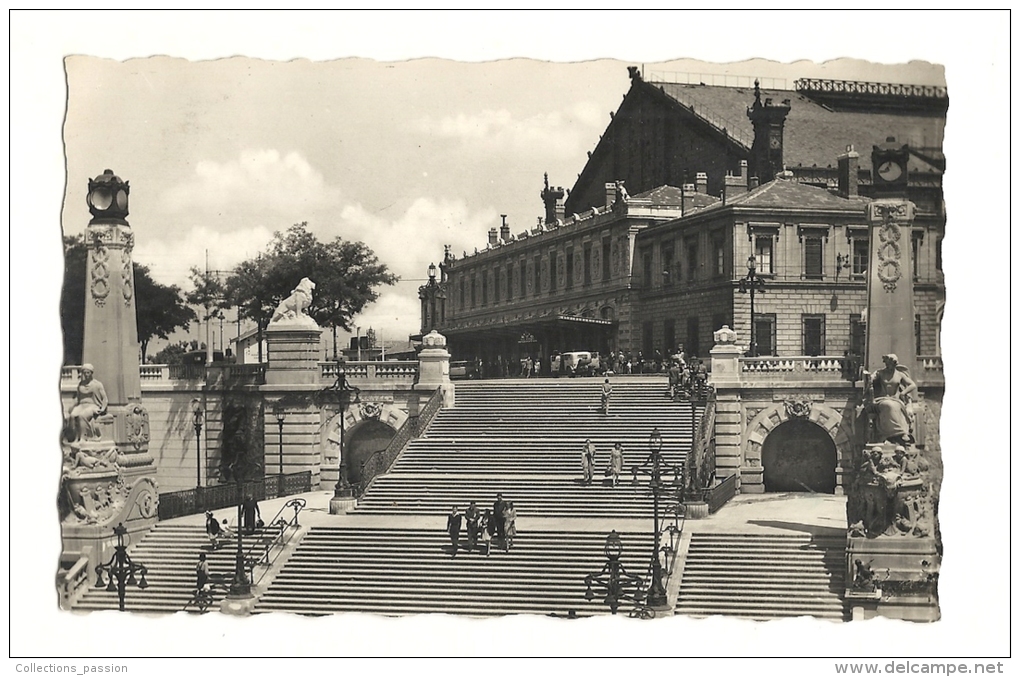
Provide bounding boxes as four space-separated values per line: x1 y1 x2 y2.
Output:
345 419 396 486
761 419 837 493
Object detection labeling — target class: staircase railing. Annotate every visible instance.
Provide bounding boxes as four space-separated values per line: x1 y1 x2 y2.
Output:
246 498 307 587
684 397 717 502
357 387 445 496
707 473 739 514
157 471 312 521
56 555 91 610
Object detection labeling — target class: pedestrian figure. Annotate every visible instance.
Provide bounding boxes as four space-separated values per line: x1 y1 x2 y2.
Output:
610 443 624 487
241 495 261 535
582 439 596 484
503 501 517 550
600 378 613 415
465 501 481 551
195 553 209 591
480 510 493 556
492 493 507 544
446 506 463 556
205 511 226 549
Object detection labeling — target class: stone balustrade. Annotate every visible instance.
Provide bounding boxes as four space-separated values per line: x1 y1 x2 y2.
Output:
739 355 847 382
319 361 418 383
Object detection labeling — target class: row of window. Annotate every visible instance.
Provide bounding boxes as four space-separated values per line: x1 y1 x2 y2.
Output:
641 230 942 287
457 237 615 309
640 313 923 359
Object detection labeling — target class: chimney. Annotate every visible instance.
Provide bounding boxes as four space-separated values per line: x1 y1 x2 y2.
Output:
605 182 617 209
488 228 498 246
499 214 511 242
749 176 760 190
681 183 695 215
695 172 708 194
837 145 860 198
541 173 566 225
723 161 748 203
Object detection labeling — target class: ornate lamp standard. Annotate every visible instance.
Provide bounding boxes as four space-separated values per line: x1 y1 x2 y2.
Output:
191 399 204 491
226 485 251 600
94 522 149 611
330 359 361 501
738 254 767 357
630 427 683 610
583 530 645 615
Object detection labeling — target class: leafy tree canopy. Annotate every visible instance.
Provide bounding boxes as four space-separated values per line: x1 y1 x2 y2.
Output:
224 223 398 360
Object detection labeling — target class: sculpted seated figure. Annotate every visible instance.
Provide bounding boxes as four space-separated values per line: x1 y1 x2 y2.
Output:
67 364 108 443
868 354 917 446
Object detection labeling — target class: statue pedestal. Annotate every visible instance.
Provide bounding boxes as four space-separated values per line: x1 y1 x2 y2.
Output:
329 496 357 515
416 331 454 407
265 325 323 386
846 536 940 621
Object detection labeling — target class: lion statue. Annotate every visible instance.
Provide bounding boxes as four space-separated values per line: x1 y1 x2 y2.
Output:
271 277 316 325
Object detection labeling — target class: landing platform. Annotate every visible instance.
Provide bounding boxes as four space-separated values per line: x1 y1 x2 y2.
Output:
164 490 847 538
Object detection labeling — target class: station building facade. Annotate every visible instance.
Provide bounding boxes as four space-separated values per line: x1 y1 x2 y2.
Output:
420 71 945 373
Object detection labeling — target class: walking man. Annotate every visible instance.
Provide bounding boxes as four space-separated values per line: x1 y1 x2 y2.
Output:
446 506 463 556
195 553 209 591
465 501 481 551
492 493 507 544
600 378 613 415
582 439 596 485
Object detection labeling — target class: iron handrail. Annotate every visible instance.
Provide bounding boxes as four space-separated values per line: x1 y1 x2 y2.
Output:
358 386 445 496
241 498 306 583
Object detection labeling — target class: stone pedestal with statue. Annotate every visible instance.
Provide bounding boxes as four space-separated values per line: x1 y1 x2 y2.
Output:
844 144 941 621
58 171 161 606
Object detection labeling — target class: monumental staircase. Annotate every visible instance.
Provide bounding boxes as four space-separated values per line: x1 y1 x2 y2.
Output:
255 377 694 616
675 533 848 621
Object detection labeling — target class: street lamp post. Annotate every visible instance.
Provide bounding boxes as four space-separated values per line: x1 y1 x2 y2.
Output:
191 399 204 491
94 522 149 612
630 427 683 610
583 530 645 615
227 483 251 599
738 254 766 357
331 359 360 500
273 403 285 480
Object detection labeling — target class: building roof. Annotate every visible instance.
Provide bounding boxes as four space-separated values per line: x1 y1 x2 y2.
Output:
652 81 946 173
706 175 869 214
633 184 685 205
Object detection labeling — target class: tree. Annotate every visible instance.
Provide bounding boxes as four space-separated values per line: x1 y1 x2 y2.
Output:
185 267 229 363
136 264 197 361
225 223 398 362
60 235 197 364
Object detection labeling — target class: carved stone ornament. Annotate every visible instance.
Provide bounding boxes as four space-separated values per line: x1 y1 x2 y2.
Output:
713 325 739 345
122 252 134 305
785 398 813 418
359 402 383 420
90 246 110 306
877 221 902 293
422 330 447 348
125 404 150 450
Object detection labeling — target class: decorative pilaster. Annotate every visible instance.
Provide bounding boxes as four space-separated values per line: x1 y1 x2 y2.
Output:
708 326 746 491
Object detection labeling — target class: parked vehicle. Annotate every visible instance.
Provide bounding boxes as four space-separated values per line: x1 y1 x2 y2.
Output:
449 360 480 380
552 351 598 377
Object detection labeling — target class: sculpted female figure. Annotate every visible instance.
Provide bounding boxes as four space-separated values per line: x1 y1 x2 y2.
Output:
869 354 917 445
68 364 108 442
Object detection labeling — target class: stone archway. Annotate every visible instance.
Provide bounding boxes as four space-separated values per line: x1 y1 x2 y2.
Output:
744 397 854 494
761 419 837 493
345 419 396 486
321 401 409 474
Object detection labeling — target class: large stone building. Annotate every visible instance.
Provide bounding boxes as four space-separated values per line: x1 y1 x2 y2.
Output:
422 70 946 371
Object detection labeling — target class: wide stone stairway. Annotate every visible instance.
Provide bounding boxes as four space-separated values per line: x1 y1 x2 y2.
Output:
675 533 848 621
73 522 284 613
255 377 694 616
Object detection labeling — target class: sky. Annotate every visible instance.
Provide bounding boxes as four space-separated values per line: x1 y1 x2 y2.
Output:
10 9 1015 665
60 52 944 346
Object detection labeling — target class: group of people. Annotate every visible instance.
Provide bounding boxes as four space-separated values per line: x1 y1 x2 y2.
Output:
667 354 708 400
581 439 625 486
204 497 262 550
446 494 517 556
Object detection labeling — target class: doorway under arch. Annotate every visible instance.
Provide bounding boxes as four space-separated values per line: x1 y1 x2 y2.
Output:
761 419 837 493
345 419 397 486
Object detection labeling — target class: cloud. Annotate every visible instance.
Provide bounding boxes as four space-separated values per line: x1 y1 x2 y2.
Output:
159 148 344 215
337 197 497 281
134 224 275 287
416 103 605 158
